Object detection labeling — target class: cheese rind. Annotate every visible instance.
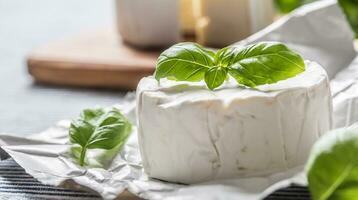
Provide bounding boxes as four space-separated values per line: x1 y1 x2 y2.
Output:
136 61 332 184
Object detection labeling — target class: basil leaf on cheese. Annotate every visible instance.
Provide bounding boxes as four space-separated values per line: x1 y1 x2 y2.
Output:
69 108 132 166
155 42 215 82
224 42 305 87
306 124 358 200
154 41 305 90
204 67 228 90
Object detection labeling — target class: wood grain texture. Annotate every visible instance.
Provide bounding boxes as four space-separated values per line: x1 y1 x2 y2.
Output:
115 190 143 200
27 28 160 90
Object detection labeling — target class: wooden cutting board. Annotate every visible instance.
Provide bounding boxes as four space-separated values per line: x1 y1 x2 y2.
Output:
27 28 160 90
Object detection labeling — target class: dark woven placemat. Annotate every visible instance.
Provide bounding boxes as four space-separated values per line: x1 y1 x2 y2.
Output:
0 159 311 200
264 186 311 200
0 159 100 200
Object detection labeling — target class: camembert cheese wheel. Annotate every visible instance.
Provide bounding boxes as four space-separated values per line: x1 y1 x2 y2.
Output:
136 61 332 184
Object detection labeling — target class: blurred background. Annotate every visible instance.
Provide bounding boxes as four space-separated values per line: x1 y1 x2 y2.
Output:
0 0 118 134
0 0 357 135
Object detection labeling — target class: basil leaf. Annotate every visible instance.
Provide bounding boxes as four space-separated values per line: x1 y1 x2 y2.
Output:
69 108 132 166
204 67 228 90
338 0 358 38
306 125 358 200
154 42 305 90
225 42 305 87
274 0 316 14
155 42 215 82
81 108 105 124
274 0 302 13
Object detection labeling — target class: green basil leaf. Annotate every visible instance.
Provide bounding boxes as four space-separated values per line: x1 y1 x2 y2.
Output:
225 42 305 87
338 0 358 38
154 42 215 82
154 42 305 90
69 119 94 147
274 0 316 14
274 0 302 13
306 124 358 200
204 67 228 90
81 108 105 125
69 108 132 166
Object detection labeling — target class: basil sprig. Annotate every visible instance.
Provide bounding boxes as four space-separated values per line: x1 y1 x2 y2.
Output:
69 108 132 166
154 42 305 90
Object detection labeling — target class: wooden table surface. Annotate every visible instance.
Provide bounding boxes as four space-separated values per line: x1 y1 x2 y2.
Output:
27 28 159 90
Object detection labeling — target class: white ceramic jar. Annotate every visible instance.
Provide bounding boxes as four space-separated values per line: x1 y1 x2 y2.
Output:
116 0 181 47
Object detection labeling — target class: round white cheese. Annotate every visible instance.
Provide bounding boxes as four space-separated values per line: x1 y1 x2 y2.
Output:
136 61 332 184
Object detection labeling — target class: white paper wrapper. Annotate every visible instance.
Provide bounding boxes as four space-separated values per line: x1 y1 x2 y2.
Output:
1 1 358 199
0 118 307 200
235 0 356 80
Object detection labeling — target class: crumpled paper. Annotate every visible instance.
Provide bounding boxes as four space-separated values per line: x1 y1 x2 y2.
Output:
1 0 358 199
0 118 307 200
236 0 356 80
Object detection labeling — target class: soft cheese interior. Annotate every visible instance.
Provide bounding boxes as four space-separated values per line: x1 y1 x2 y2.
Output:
136 61 332 184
